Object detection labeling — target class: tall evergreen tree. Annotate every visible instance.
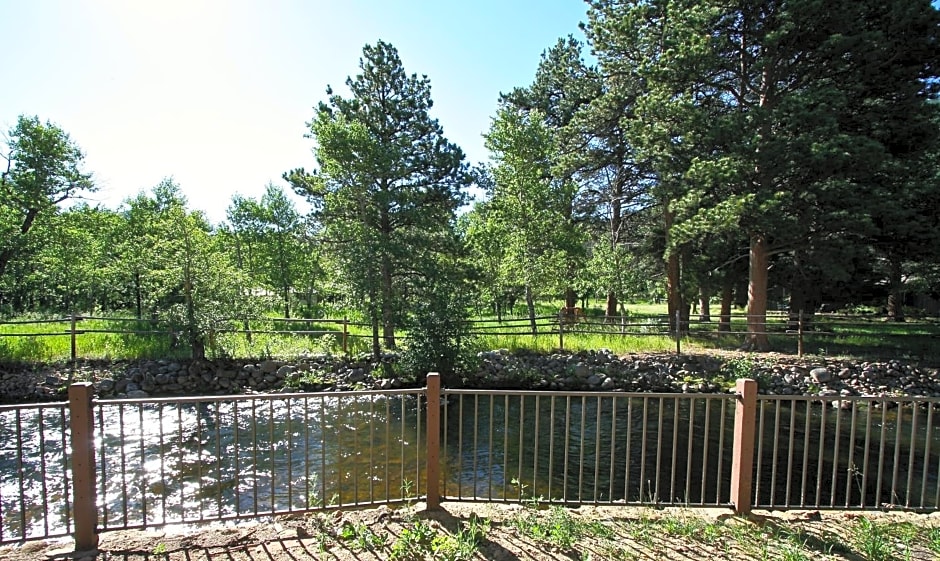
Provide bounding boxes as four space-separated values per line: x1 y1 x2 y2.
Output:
286 40 470 358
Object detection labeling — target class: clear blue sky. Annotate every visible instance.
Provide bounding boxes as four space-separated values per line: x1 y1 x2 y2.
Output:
0 0 588 224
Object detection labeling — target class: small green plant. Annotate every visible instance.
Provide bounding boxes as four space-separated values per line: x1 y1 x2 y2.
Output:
512 505 610 549
928 527 940 554
510 477 543 508
390 518 438 560
339 520 385 551
852 517 893 561
152 542 168 557
430 514 489 561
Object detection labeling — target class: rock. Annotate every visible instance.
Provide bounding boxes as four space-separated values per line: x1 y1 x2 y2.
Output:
126 390 150 398
259 360 280 374
810 367 831 384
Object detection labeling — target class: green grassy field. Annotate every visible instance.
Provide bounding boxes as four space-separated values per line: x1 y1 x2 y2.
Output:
1 304 937 363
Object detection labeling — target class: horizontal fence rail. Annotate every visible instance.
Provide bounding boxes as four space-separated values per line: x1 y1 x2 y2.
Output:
752 395 940 511
441 389 736 507
2 312 937 361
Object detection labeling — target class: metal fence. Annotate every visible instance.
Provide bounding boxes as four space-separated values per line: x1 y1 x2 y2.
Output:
0 402 73 543
1 377 939 548
753 395 939 510
442 390 736 507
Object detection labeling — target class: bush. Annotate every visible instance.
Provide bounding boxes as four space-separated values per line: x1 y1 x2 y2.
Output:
399 277 476 386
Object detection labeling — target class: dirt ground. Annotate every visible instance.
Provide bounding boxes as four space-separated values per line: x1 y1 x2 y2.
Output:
3 503 939 561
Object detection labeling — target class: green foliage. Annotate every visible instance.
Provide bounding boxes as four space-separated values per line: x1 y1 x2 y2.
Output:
287 40 469 358
851 517 895 561
339 520 385 551
389 518 437 560
512 505 612 549
399 271 475 384
430 514 489 561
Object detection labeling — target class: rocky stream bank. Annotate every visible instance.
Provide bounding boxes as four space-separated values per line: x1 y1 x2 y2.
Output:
1 349 938 404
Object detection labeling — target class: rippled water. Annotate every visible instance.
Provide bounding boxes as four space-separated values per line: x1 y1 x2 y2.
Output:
2 392 939 542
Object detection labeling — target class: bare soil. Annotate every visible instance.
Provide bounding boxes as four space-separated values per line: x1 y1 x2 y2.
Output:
3 503 939 561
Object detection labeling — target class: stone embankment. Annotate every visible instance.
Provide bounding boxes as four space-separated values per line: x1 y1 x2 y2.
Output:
0 349 938 403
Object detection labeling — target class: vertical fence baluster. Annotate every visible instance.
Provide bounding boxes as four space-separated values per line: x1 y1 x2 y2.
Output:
862 401 873 508
815 400 827 507
457 395 463 500
323 396 329 507
287 397 294 510
670 396 679 503
875 403 888 508
594 396 602 503
785 401 796 508
578 396 586 502
488 395 494 500
846 401 859 509
609 397 617 503
138 405 147 526
37 409 49 537
624 397 633 503
701 398 710 504
99 406 109 528
233 401 241 516
472 395 479 499
770 401 781 507
503 395 510 501
716 399 727 504
548 395 555 500
369 395 375 505
564 396 571 503
831 402 843 507
685 398 694 505
755 400 765 505
801 400 811 507
639 397 648 503
655 397 664 503
922 404 934 508
906 402 918 508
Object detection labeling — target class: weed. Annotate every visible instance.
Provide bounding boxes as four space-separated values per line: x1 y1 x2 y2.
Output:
390 518 437 560
430 514 490 561
339 520 385 551
852 517 893 561
512 505 610 549
152 542 168 558
929 527 940 554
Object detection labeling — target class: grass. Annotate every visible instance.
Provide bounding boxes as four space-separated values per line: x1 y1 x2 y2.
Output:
1 302 937 363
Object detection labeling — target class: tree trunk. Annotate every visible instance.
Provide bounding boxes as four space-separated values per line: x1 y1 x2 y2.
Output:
525 284 537 335
664 206 682 334
699 286 711 322
719 275 733 333
564 287 577 309
787 285 817 330
369 292 381 360
744 233 770 351
887 256 905 321
605 290 618 321
283 286 291 319
134 271 143 320
381 255 396 349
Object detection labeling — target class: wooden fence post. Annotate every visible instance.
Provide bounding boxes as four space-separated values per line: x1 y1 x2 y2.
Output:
342 317 348 355
70 314 78 362
425 373 441 510
558 318 564 351
730 378 758 515
675 310 681 355
797 310 804 358
69 383 98 551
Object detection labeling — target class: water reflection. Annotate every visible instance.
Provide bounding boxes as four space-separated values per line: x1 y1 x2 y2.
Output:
3 391 939 542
